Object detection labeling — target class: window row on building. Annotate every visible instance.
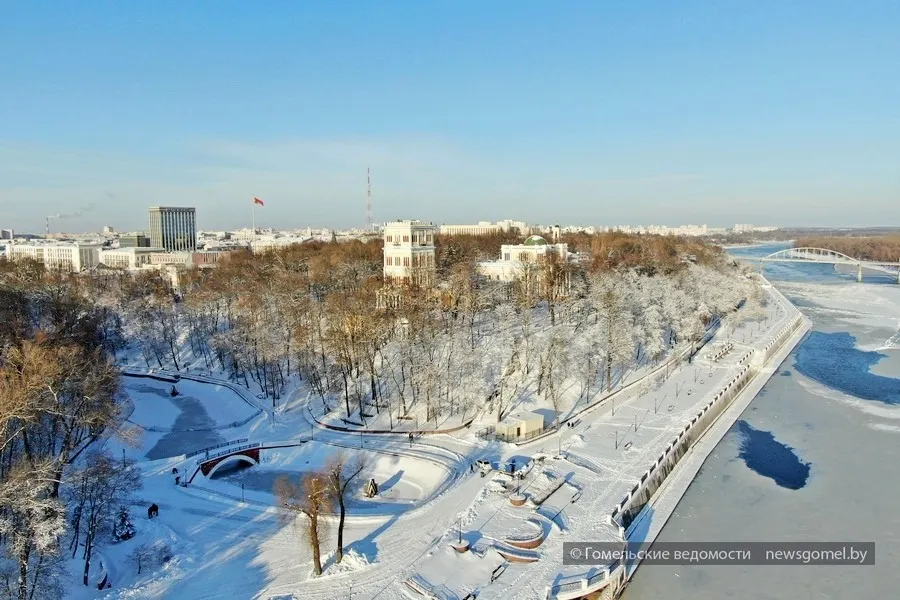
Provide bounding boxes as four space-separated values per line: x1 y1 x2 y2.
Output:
384 231 433 245
385 254 434 268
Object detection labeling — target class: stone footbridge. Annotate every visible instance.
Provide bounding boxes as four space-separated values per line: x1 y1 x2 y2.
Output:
185 440 304 483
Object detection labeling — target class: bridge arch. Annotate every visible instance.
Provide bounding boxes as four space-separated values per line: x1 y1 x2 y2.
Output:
206 453 258 479
760 247 861 264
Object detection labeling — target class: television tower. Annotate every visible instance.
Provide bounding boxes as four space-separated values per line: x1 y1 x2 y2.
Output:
366 167 373 231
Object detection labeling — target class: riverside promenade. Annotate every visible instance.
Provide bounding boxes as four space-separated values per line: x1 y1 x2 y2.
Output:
246 275 811 600
530 276 811 600
438 276 812 600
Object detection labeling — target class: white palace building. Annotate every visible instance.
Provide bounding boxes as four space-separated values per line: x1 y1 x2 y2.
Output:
477 234 570 282
378 221 572 307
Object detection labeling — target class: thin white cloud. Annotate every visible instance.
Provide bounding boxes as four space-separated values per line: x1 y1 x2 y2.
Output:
0 136 762 233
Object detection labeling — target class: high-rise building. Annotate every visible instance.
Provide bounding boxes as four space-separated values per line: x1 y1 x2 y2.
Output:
149 207 197 252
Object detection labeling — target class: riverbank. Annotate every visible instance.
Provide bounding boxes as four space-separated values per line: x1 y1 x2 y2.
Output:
539 276 808 600
623 283 811 581
623 258 900 599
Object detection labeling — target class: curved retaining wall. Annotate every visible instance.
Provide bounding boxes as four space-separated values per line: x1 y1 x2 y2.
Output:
547 310 806 600
708 342 734 362
307 405 475 436
121 369 269 415
614 317 804 536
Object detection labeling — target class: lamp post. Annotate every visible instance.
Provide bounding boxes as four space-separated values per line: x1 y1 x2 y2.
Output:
241 483 245 503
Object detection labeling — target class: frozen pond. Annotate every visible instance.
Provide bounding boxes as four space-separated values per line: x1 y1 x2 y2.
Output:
121 376 262 459
624 249 900 599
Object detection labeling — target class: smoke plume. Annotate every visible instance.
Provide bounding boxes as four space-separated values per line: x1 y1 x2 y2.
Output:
48 202 98 220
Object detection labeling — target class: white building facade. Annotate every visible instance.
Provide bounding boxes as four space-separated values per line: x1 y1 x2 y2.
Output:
98 247 164 269
382 220 436 286
439 221 500 236
439 220 529 237
477 235 569 282
477 235 572 298
4 243 101 272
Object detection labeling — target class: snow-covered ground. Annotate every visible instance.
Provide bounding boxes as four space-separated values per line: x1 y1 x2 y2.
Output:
124 378 261 432
68 278 796 600
110 376 268 462
203 442 450 513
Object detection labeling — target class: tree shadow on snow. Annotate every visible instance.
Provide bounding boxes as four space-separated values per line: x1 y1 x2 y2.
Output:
343 512 400 565
379 469 404 493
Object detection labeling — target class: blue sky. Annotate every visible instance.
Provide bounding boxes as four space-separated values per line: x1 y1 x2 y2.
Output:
1 1 898 233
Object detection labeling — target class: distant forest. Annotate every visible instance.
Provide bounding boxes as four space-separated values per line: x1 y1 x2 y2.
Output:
710 227 900 248
794 235 900 263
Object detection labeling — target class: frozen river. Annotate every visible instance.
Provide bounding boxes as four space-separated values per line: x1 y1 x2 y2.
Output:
624 244 900 599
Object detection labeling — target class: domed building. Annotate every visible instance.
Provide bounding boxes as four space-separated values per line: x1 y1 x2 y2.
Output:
523 235 549 246
498 234 567 267
476 234 571 294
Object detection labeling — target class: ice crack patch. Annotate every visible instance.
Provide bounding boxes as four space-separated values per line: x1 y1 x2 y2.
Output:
735 420 810 490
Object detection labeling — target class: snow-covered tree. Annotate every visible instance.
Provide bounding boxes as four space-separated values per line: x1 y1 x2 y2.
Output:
112 507 135 543
589 273 636 391
69 452 141 586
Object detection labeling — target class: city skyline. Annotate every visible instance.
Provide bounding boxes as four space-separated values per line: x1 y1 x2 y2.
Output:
2 2 899 233
2 211 778 239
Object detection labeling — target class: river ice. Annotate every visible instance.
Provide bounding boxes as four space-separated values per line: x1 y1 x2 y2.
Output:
624 247 900 599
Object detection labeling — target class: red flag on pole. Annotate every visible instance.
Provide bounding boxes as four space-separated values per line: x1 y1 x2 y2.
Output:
253 197 265 206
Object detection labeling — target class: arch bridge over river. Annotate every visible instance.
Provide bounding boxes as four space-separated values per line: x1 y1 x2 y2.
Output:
751 247 900 283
